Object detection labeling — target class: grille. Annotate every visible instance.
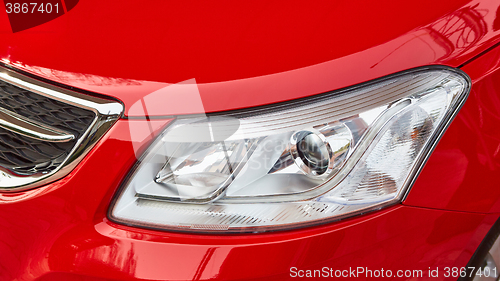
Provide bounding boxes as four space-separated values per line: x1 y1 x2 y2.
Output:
0 80 95 138
0 80 96 175
0 65 122 191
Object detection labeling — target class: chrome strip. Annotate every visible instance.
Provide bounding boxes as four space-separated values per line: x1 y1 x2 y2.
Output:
0 107 75 142
0 72 123 116
0 66 124 192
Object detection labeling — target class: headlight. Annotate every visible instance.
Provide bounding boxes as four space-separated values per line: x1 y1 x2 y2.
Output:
110 67 470 233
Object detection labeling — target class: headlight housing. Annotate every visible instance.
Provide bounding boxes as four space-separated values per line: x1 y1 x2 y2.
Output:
110 66 470 233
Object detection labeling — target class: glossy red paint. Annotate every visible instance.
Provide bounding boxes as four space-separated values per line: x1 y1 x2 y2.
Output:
0 0 499 280
0 0 499 116
34 208 499 281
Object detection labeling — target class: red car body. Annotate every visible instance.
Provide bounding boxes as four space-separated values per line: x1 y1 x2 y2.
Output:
1 0 500 280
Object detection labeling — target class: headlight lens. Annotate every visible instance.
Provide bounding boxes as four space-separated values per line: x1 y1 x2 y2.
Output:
110 67 470 233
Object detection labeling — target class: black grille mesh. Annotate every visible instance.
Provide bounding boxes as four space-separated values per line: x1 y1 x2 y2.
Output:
0 80 95 174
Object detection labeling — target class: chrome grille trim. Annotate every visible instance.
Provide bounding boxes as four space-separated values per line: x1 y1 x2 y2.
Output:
0 106 75 142
0 66 124 192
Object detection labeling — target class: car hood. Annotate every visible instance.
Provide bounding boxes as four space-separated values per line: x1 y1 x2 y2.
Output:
0 0 499 116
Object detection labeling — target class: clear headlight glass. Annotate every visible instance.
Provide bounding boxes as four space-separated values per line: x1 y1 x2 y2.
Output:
110 67 470 233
